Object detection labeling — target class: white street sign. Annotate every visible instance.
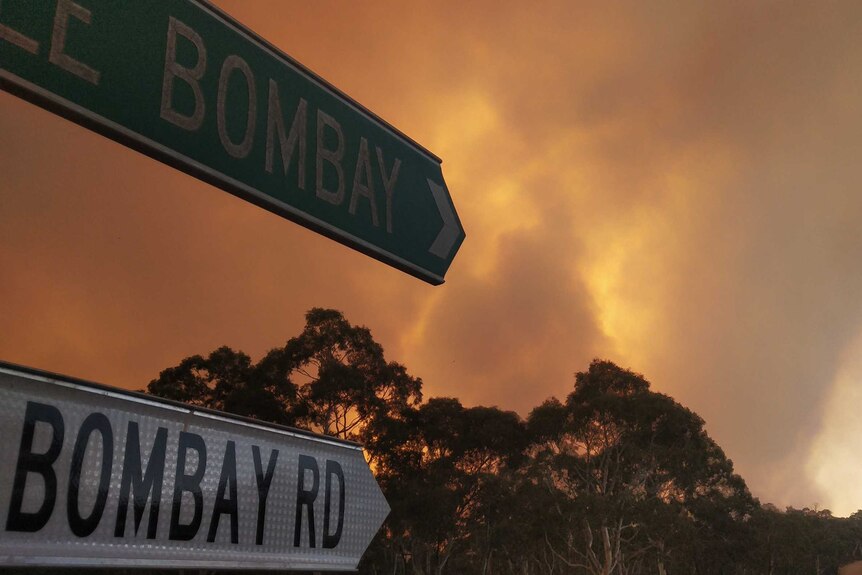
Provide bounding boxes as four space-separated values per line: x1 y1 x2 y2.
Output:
0 362 389 571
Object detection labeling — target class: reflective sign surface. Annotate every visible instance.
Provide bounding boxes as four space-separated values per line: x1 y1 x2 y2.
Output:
0 363 389 570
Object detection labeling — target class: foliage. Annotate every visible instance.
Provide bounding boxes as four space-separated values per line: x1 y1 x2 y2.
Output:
146 310 860 575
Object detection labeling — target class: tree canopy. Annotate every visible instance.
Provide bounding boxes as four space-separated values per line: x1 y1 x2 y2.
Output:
144 309 862 575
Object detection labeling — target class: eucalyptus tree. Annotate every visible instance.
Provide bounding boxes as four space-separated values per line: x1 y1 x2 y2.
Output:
526 360 756 575
147 345 296 425
372 397 527 575
259 308 423 456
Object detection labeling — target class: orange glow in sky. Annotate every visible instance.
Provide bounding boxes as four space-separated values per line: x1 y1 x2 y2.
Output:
2 0 862 515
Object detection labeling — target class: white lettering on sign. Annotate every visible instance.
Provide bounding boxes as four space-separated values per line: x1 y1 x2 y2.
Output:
349 137 379 227
155 17 403 231
1 0 459 282
49 0 100 85
160 17 206 132
0 0 99 81
0 1 40 54
315 109 345 206
376 147 401 234
217 54 256 159
265 80 307 190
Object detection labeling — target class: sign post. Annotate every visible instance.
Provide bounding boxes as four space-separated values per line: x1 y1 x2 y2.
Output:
0 0 465 284
0 361 389 571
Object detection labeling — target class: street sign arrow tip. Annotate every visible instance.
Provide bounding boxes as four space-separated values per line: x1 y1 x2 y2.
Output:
353 471 392 562
427 179 461 259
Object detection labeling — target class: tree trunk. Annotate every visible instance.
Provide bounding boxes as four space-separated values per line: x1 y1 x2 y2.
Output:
482 549 493 575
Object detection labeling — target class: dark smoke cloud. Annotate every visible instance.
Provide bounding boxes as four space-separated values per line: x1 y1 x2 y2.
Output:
1 0 861 513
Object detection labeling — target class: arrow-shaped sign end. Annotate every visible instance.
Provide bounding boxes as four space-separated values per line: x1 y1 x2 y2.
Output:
353 468 391 564
427 179 461 260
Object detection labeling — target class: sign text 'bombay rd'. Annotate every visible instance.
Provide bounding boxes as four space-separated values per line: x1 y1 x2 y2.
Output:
0 362 389 571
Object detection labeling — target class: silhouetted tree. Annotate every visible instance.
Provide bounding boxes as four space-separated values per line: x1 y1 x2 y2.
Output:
526 360 756 575
258 308 422 458
373 398 527 575
145 320 862 575
147 345 295 425
148 308 422 455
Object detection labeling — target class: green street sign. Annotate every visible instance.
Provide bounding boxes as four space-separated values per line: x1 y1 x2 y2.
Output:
0 0 464 284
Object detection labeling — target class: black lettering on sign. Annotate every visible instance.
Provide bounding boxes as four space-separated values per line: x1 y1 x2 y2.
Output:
323 460 345 548
169 431 207 540
68 412 114 537
6 402 65 532
252 445 278 546
114 422 168 539
293 454 319 547
207 440 238 543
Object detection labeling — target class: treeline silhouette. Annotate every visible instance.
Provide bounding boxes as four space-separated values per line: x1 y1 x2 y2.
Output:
142 308 862 575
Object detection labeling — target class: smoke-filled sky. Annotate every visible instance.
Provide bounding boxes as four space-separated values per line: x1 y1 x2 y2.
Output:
2 0 862 515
